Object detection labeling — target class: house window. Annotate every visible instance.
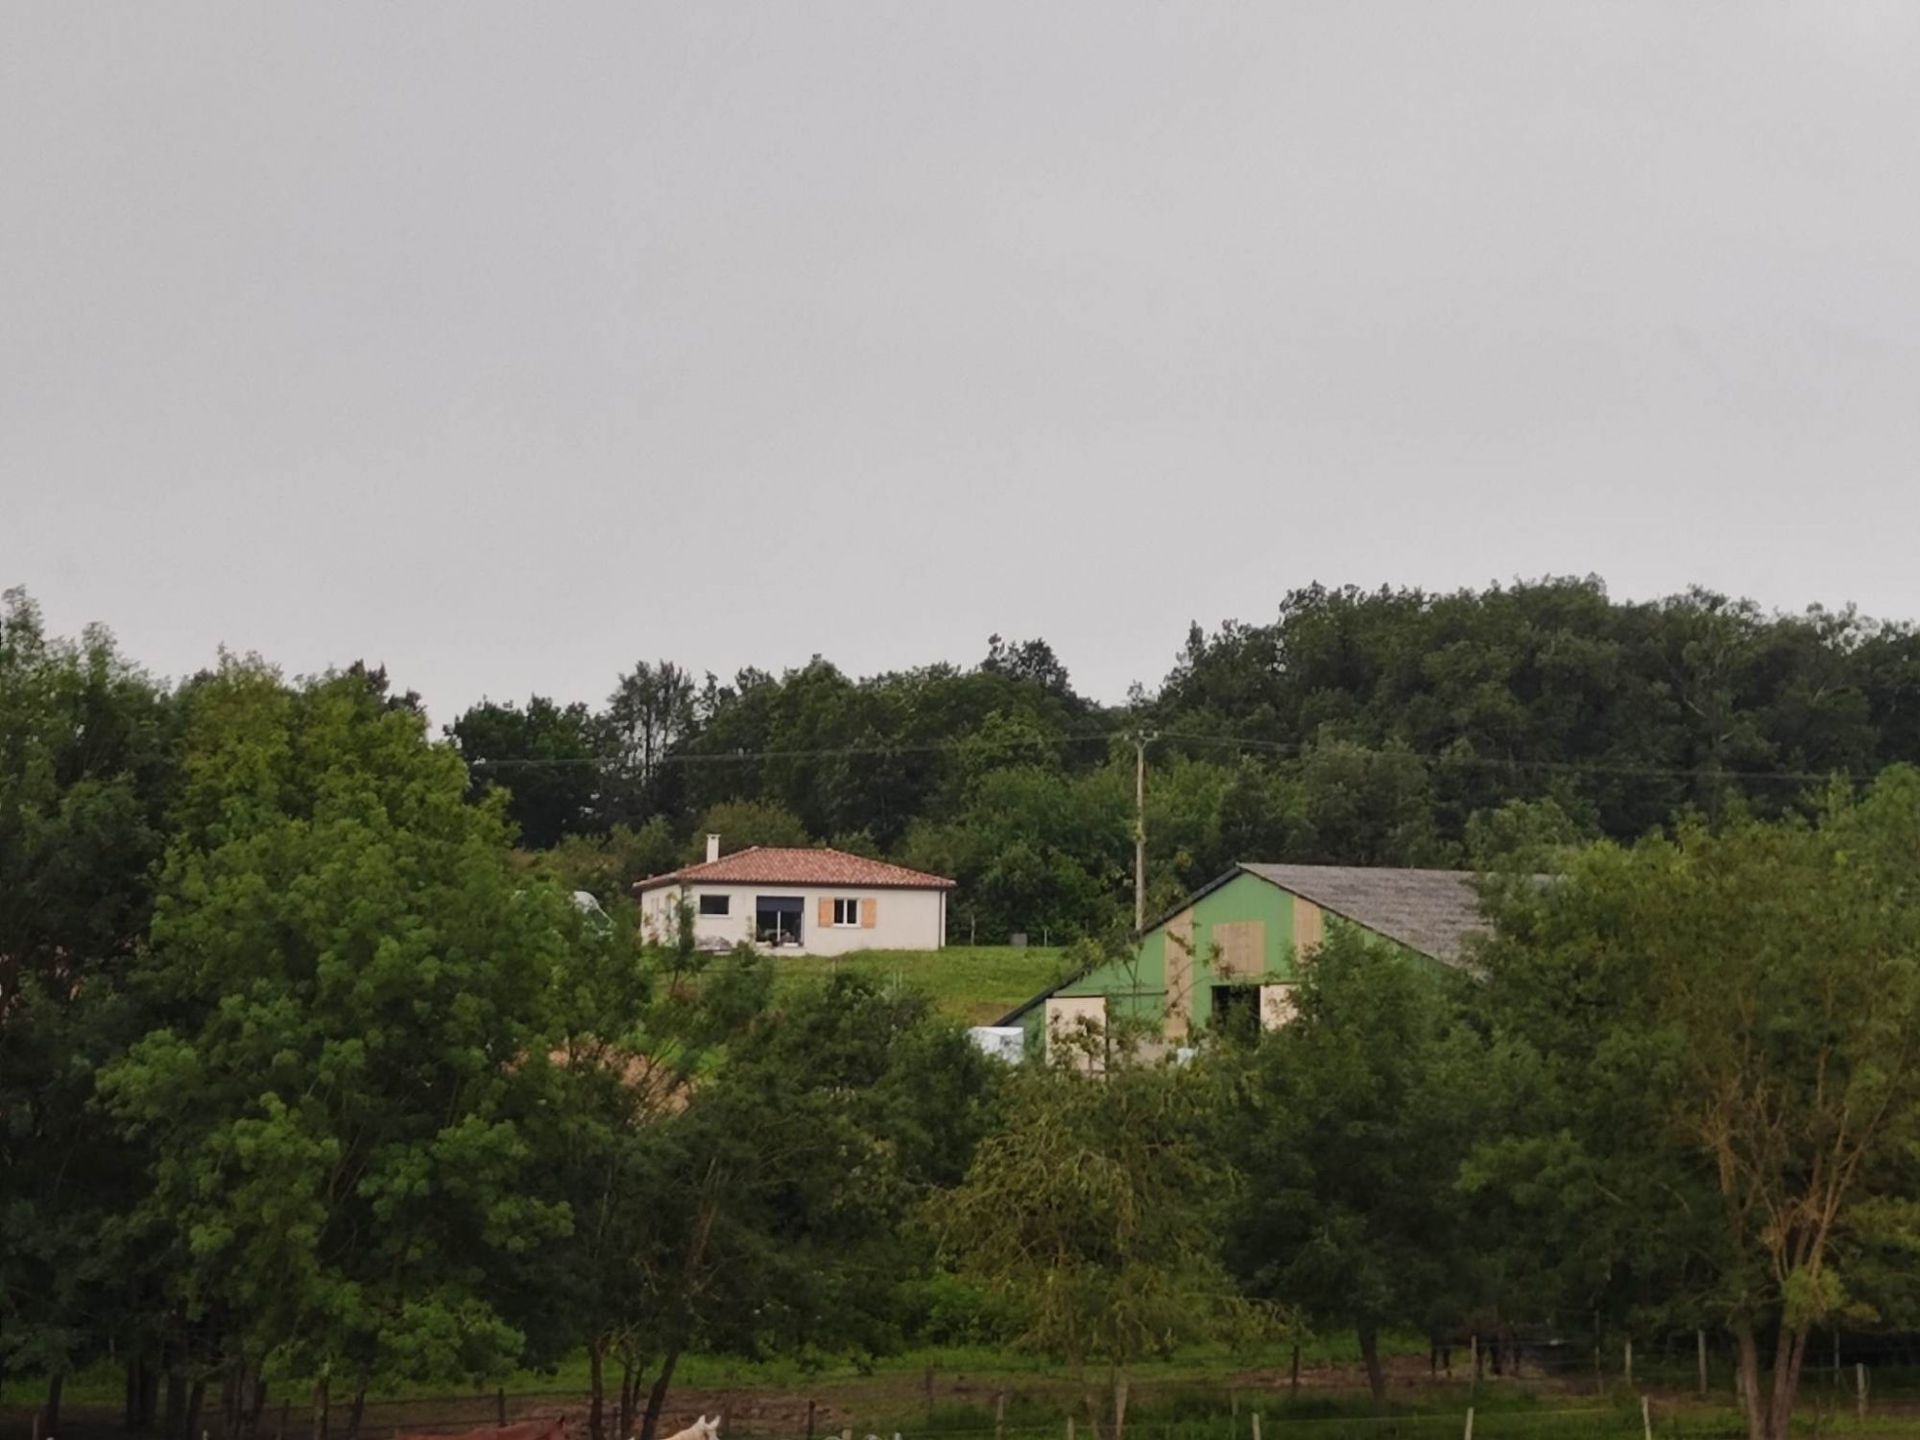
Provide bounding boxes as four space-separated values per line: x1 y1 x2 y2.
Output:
833 897 862 927
755 895 804 946
698 894 730 917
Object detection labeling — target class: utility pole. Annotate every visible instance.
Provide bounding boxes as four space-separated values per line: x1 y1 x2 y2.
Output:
1132 729 1156 933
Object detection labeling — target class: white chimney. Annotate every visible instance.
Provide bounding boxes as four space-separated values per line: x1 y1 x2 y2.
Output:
705 833 721 864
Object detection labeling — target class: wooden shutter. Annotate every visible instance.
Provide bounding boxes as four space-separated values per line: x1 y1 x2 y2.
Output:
861 897 878 928
817 897 833 929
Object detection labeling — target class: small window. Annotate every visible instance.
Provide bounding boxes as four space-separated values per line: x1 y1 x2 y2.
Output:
833 897 861 927
698 894 730 917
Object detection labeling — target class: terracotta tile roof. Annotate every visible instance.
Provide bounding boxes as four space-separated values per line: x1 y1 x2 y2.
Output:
633 845 956 894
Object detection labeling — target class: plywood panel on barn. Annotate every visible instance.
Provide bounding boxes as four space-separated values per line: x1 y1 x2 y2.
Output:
1163 908 1196 1041
1291 898 1325 966
1045 995 1109 1073
1210 919 1267 981
1260 983 1298 1031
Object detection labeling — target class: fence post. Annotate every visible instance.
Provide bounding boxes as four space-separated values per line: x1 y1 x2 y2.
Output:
1640 1395 1651 1440
496 1391 507 1428
1856 1362 1867 1419
1462 1407 1474 1440
994 1391 1007 1440
1624 1339 1633 1388
1696 1330 1707 1398
32 1410 43 1440
1067 1418 1075 1440
1250 1415 1260 1440
806 1401 816 1440
1289 1341 1301 1397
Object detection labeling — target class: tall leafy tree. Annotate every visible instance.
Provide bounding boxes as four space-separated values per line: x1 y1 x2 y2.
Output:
602 660 698 824
1469 773 1920 1440
902 763 1129 942
540 970 999 1440
687 799 810 854
1215 929 1476 1406
447 695 602 847
0 590 175 1434
981 634 1079 704
543 819 683 906
937 1060 1246 1440
526 901 760 1440
99 662 575 1433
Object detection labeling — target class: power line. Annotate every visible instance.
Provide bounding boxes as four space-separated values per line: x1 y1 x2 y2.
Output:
1149 730 1875 784
462 728 1880 786
465 727 1128 769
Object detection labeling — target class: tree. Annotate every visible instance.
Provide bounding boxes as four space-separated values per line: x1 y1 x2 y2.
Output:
902 764 1129 942
981 634 1077 702
1215 928 1475 1406
687 799 809 855
1469 773 1920 1440
936 1060 1246 1440
528 901 764 1440
98 662 575 1431
0 589 176 1436
447 695 602 847
602 661 698 823
343 661 424 715
543 971 998 1440
543 819 682 906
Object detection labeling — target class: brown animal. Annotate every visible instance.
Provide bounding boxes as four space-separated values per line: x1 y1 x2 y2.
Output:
400 1415 570 1440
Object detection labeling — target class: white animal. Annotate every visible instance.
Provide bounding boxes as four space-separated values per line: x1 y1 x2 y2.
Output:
656 1415 721 1440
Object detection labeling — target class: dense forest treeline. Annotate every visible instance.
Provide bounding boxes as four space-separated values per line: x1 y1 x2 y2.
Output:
10 581 1920 1440
449 577 1920 937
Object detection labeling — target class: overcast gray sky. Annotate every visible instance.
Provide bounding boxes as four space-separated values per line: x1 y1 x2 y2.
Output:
5 3 1919 722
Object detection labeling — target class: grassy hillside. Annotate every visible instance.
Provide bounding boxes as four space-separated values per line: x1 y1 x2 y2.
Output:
770 945 1071 1026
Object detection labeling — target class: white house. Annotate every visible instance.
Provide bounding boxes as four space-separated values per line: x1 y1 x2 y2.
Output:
633 836 956 955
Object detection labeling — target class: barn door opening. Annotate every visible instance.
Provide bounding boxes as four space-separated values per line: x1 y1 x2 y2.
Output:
1210 984 1261 1041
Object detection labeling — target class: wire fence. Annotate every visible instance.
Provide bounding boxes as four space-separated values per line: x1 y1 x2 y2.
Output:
25 1336 1920 1440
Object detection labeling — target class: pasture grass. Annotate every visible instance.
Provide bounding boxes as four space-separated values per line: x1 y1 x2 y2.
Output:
478 1334 1425 1399
768 946 1070 1027
0 1334 1407 1409
25 1336 1920 1438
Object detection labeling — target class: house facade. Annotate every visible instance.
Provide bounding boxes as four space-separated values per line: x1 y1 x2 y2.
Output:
633 837 955 955
1000 862 1489 1063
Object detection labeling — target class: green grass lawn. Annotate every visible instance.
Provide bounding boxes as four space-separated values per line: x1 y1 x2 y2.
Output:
0 1332 1433 1409
3 1336 1815 1440
770 946 1071 1027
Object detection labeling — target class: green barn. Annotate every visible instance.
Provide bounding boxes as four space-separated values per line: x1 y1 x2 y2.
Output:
999 863 1489 1062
